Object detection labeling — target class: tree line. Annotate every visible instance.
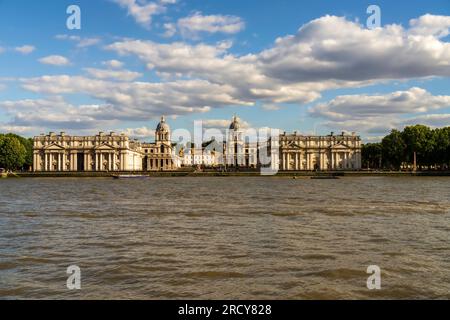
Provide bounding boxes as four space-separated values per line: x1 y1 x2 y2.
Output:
362 125 450 170
0 133 33 171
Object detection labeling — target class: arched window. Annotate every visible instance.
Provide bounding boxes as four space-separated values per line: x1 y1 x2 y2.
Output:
161 145 165 154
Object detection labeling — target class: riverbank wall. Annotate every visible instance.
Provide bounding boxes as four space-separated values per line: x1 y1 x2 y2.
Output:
7 170 450 178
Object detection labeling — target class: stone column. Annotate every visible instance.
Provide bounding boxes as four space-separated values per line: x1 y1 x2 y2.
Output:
305 153 309 170
33 154 36 172
331 152 334 170
109 153 113 171
124 153 127 171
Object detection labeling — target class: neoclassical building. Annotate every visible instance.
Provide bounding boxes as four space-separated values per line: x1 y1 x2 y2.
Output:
141 116 180 171
224 116 259 168
33 117 180 172
279 131 362 171
33 115 361 172
33 131 143 172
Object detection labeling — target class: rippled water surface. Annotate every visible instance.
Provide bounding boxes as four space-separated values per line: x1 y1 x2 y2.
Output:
1 177 450 299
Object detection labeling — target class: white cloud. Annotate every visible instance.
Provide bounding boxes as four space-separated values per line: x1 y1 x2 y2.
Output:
121 126 155 139
261 103 281 111
0 96 117 131
258 15 450 83
309 88 450 135
55 34 101 48
5 14 450 135
84 68 143 81
399 114 450 127
112 0 176 29
201 118 250 129
20 75 249 120
0 47 5 54
106 14 450 107
38 55 71 66
162 23 177 38
409 14 450 38
177 12 245 38
102 59 124 68
309 88 450 120
15 45 35 54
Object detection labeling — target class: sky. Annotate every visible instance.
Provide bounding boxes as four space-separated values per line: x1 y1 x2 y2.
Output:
0 0 450 142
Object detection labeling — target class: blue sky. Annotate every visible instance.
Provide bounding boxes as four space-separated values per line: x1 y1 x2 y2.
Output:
1 0 450 141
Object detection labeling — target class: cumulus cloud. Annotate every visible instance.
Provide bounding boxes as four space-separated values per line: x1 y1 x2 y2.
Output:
176 12 245 38
5 14 450 135
409 14 450 38
112 0 176 28
38 55 71 66
0 96 118 131
19 75 250 121
201 118 250 129
102 59 124 68
84 68 143 81
15 45 35 54
399 114 450 128
55 35 101 48
121 126 155 139
106 39 323 104
309 87 450 120
261 103 281 111
107 14 450 106
309 88 450 135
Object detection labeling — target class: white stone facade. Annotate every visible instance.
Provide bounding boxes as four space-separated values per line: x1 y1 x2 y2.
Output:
279 132 362 171
33 116 362 172
33 131 143 172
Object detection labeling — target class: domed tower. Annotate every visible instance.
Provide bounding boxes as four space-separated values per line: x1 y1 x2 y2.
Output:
156 116 171 143
227 115 244 167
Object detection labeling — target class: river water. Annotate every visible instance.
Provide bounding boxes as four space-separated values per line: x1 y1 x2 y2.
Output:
1 176 450 299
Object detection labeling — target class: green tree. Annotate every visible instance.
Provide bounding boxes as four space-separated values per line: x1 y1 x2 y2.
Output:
382 129 406 170
4 133 33 169
0 135 27 171
432 127 450 169
362 143 382 169
401 125 434 168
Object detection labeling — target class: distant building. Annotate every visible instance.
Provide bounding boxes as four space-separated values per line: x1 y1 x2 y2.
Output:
33 117 180 172
33 115 362 172
279 131 362 171
33 131 143 172
141 116 180 171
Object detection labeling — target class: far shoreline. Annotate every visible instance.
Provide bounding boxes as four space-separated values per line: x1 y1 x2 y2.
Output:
4 171 450 178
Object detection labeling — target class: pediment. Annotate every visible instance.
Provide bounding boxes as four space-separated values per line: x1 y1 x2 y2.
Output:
283 141 303 150
43 143 65 150
330 143 351 150
94 143 115 150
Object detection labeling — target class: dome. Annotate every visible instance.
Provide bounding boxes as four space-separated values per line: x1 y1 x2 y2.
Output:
156 116 170 132
229 116 241 131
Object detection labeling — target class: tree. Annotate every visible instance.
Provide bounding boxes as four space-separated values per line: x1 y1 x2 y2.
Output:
381 130 406 170
432 127 450 169
4 133 33 169
0 135 27 171
402 125 434 168
362 143 382 169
